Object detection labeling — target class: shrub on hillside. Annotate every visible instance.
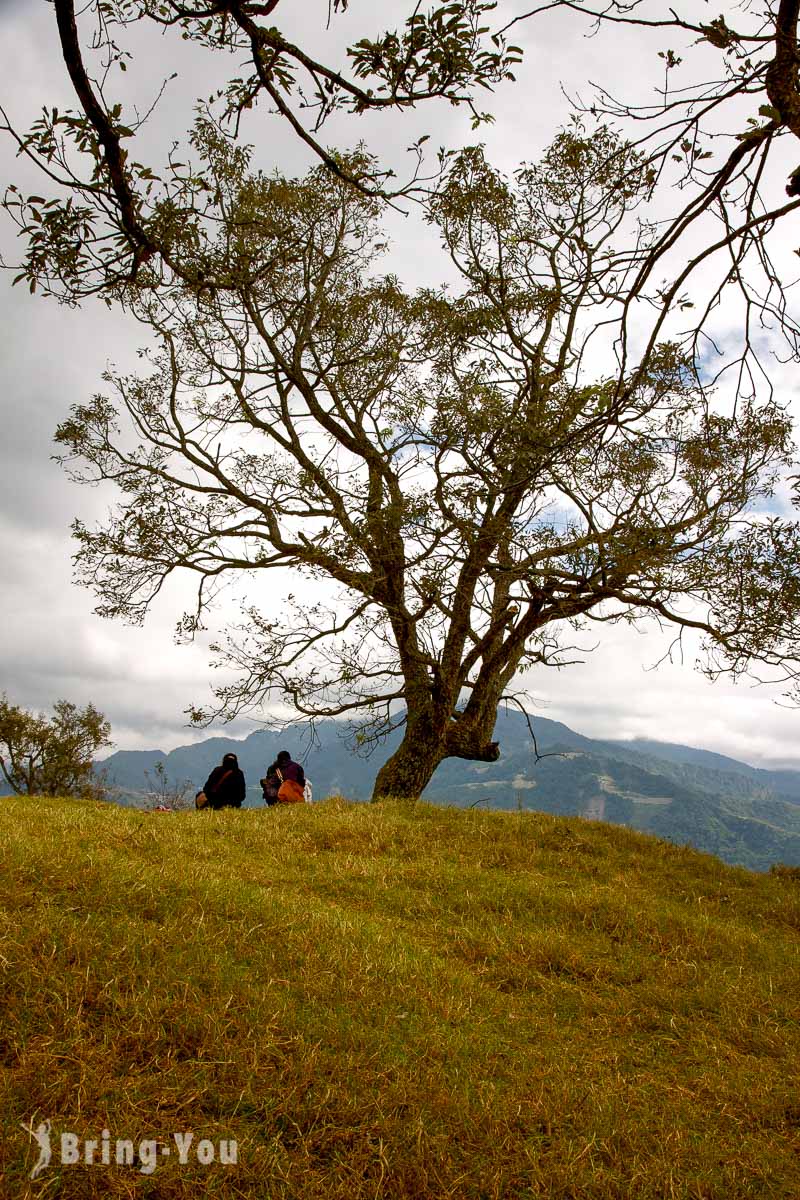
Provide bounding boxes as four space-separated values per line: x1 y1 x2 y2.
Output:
0 694 111 799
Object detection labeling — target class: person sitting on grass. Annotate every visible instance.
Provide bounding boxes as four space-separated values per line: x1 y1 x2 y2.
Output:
260 760 282 807
201 752 246 810
275 749 305 804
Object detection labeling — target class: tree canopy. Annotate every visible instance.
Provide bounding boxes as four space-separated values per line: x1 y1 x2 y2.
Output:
0 695 112 798
1 0 521 298
5 1 800 304
4 2 799 417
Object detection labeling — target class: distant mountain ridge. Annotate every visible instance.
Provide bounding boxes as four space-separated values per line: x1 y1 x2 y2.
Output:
94 710 800 872
605 736 800 804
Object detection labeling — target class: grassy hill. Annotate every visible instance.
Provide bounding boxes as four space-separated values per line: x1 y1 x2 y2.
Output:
3 795 800 1198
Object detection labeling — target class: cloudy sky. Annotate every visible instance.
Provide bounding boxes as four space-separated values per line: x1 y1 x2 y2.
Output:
1 1 799 768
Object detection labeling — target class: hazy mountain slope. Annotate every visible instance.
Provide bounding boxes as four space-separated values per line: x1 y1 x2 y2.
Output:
606 736 800 803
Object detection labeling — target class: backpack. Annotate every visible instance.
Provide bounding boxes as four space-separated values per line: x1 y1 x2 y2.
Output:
260 772 280 806
276 769 305 804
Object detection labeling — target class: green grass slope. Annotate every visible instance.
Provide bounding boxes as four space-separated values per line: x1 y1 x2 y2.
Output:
2 796 800 1199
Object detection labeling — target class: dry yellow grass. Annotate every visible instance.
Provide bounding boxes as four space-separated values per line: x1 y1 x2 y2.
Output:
1 794 799 1198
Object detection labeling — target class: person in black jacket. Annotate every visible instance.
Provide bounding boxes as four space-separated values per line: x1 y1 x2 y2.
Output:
202 752 246 809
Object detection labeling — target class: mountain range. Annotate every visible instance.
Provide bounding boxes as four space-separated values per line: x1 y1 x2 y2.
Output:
96 709 800 872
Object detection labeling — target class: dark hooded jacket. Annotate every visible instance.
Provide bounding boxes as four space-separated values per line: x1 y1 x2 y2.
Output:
203 755 246 809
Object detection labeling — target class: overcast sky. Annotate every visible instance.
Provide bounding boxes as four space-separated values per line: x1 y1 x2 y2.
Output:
1 1 800 768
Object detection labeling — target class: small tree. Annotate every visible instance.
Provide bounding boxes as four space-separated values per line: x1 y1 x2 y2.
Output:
52 124 800 799
143 760 194 810
0 695 112 798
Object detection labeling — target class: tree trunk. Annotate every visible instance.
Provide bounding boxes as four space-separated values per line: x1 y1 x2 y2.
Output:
371 728 445 801
370 718 501 802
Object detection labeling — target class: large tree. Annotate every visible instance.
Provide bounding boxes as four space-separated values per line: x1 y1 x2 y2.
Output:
52 123 800 798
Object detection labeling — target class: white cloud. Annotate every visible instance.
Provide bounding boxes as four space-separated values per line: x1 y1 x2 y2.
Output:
523 616 800 768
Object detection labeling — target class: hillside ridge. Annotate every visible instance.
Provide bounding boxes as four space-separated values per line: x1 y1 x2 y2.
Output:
96 711 800 871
